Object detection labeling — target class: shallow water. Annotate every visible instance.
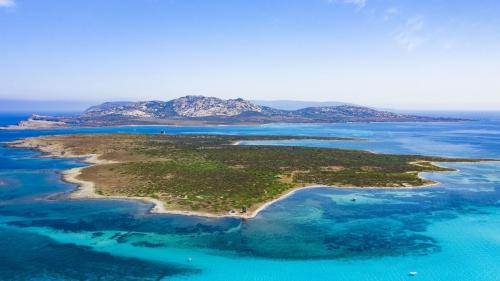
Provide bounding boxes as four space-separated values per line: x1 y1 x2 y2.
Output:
0 120 499 280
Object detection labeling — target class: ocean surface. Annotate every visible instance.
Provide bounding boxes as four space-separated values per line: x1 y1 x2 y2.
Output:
0 114 499 280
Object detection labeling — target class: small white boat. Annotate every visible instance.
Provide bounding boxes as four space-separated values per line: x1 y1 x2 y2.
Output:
408 271 417 276
187 257 192 262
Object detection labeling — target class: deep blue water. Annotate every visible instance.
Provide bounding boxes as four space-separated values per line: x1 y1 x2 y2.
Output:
0 116 499 280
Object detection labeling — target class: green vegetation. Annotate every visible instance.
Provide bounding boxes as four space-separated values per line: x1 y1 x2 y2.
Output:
34 133 473 215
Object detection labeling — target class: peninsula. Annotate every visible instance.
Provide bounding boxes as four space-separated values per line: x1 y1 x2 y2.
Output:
9 133 477 218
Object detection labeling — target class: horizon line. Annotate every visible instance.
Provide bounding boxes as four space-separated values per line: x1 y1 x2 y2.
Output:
0 97 499 112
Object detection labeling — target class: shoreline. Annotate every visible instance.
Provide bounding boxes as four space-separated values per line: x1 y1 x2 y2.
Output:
7 136 483 220
0 117 472 131
60 156 324 219
0 121 266 131
61 158 442 219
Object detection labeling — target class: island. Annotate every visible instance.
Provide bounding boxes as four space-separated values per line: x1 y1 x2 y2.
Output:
8 133 478 218
2 95 464 130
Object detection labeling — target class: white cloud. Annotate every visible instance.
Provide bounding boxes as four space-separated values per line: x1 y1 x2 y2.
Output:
0 0 15 8
328 0 367 9
393 16 426 52
342 0 366 8
384 7 398 21
442 38 456 51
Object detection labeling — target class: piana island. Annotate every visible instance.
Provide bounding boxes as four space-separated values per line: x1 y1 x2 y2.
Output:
10 133 480 218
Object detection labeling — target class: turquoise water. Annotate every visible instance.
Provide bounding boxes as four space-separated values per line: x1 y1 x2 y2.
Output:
0 120 499 280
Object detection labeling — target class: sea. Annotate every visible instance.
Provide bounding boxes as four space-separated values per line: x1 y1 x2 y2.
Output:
0 112 499 281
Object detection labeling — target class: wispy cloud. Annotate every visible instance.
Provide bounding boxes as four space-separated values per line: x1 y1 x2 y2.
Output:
328 0 367 9
442 38 456 51
383 7 398 21
342 0 366 8
0 0 15 8
393 16 426 52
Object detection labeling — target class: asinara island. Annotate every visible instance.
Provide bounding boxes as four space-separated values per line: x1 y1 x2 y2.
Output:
5 96 486 219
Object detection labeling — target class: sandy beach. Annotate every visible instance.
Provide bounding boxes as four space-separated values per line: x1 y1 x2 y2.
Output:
7 137 268 218
60 153 313 219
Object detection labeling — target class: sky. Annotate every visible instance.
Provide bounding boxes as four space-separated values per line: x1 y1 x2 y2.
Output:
1 0 500 110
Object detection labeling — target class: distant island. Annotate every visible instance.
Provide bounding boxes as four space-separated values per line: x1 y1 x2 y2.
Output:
9 133 479 218
3 95 463 129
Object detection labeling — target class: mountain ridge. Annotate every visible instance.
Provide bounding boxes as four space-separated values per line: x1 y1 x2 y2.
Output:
81 95 446 121
252 100 356 110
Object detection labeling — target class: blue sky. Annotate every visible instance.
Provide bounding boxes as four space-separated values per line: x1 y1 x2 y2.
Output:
1 0 499 110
